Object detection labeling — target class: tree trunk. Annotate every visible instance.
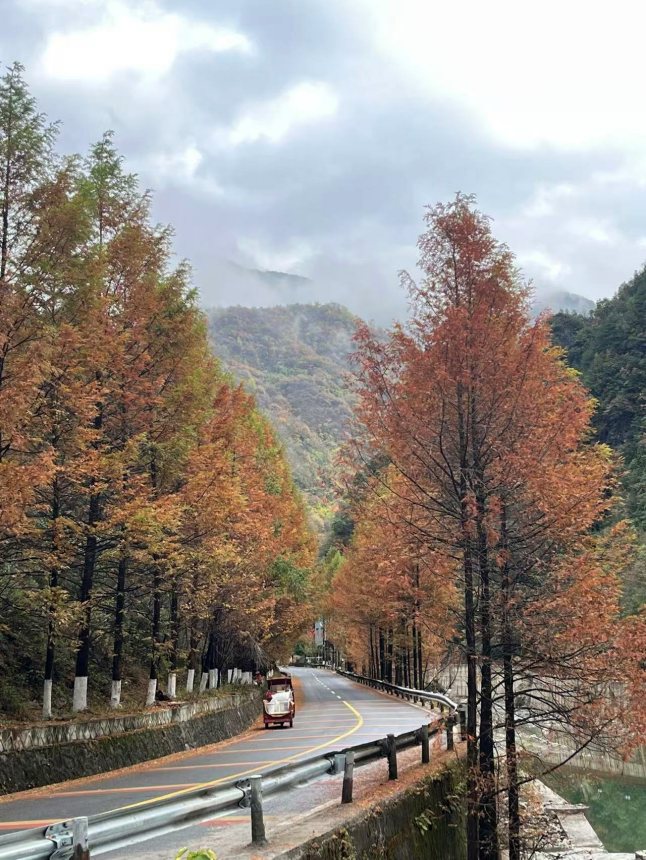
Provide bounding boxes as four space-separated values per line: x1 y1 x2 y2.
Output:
168 580 179 698
73 396 103 713
463 544 480 860
477 499 499 860
186 623 199 693
501 507 520 860
458 379 479 860
73 489 100 712
416 622 424 688
111 549 127 708
371 625 378 678
146 567 161 706
43 481 59 719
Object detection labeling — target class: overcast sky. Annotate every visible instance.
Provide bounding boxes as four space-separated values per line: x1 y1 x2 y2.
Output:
3 0 646 322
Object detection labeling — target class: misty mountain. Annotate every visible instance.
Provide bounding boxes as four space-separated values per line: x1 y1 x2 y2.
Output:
208 303 360 529
532 289 595 316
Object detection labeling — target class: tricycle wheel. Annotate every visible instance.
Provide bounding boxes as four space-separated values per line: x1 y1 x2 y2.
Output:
289 719 293 728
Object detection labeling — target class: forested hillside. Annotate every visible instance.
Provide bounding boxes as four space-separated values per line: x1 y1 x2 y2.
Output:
209 304 359 528
551 272 645 610
0 65 314 721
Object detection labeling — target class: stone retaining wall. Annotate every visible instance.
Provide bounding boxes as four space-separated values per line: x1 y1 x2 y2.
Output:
521 734 646 781
0 690 255 753
278 760 466 860
0 689 261 795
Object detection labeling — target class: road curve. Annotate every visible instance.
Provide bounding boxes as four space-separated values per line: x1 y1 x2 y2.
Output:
0 669 437 851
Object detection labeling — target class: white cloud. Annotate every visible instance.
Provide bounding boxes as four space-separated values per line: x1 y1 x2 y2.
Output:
565 217 616 245
218 82 338 147
516 249 570 283
521 183 578 218
237 236 314 272
39 0 251 83
365 0 646 151
148 144 203 181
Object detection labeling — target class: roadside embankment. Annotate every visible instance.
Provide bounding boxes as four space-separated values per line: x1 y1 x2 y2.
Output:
183 737 467 860
0 688 261 795
278 758 466 860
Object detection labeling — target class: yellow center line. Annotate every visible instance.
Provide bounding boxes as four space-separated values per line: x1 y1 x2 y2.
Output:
155 761 275 771
117 699 364 813
51 785 194 797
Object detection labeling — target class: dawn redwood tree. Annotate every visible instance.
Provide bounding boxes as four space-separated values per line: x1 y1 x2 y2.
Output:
330 471 456 681
0 65 317 720
0 66 92 716
350 194 636 860
0 62 57 551
69 134 143 712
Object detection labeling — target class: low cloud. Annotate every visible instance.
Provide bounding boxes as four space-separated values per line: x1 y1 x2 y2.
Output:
218 82 338 148
39 0 251 84
3 0 646 320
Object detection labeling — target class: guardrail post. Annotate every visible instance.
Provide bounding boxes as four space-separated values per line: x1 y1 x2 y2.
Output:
420 724 430 764
387 734 398 780
457 703 467 741
446 716 455 751
249 775 267 845
72 817 90 860
342 750 355 803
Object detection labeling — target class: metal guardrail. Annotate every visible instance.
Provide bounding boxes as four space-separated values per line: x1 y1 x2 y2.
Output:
336 668 459 712
0 719 444 859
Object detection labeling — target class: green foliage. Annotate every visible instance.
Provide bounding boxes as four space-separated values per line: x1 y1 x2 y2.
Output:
552 270 646 463
271 556 310 600
415 809 436 833
175 849 217 860
551 271 646 609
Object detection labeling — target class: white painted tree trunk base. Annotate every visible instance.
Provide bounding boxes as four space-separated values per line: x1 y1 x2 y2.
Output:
145 678 157 706
199 672 208 692
42 679 52 720
167 672 177 698
110 680 122 708
72 676 88 712
227 669 233 684
186 669 195 693
208 669 217 689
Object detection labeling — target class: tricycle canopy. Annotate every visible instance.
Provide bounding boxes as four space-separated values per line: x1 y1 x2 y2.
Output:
267 675 293 692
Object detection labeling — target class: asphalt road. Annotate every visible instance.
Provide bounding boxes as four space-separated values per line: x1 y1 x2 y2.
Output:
0 668 438 855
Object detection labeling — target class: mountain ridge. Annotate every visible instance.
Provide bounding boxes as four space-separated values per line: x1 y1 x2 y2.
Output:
208 303 359 529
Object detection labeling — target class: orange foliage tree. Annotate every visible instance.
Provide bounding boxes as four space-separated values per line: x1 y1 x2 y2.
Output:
0 66 315 720
337 194 643 860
